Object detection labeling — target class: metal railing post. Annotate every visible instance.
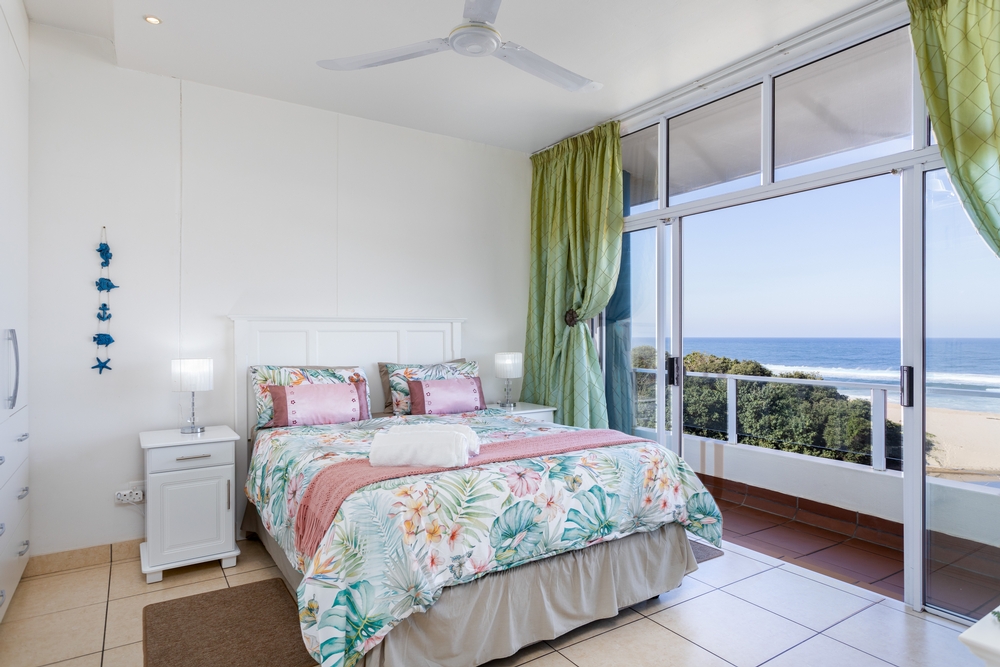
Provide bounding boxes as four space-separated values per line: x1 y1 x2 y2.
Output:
727 377 738 444
871 388 887 471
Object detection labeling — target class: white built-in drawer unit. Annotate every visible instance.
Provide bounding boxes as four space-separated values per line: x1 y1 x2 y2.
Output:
0 407 29 624
139 426 240 584
0 408 29 491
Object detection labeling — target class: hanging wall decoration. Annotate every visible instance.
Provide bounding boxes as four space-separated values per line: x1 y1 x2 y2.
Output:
92 227 116 374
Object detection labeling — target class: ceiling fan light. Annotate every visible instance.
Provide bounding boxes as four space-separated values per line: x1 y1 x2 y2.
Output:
449 23 501 58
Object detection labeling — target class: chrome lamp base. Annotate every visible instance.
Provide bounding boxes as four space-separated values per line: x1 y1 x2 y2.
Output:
181 391 205 434
498 378 517 410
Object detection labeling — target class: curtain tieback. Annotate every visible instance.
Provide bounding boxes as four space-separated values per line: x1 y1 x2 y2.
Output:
564 309 580 327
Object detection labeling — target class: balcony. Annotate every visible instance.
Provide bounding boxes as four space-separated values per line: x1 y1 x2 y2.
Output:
629 367 1000 614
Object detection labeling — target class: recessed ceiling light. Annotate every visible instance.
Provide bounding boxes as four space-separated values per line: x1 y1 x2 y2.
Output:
144 16 161 25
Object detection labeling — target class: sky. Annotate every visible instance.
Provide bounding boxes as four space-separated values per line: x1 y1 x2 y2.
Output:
625 170 1000 340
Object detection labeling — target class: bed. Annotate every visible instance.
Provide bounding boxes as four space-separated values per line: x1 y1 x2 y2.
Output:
231 317 722 667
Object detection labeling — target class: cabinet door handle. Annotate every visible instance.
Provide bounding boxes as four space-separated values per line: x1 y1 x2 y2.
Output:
17 540 29 557
0 456 4 466
0 590 5 608
0 523 5 538
6 329 18 410
176 453 211 461
16 433 28 442
17 486 28 500
227 480 231 510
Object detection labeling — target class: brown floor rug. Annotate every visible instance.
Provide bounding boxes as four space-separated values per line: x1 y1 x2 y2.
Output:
143 578 315 667
692 540 725 563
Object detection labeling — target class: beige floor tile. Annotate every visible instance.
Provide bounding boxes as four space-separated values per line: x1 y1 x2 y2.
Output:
762 634 894 667
36 653 102 666
2 565 110 623
480 642 555 667
544 607 642 650
22 546 110 578
111 539 143 562
650 590 814 667
226 566 282 588
224 538 276 575
723 567 876 631
104 578 227 649
0 603 106 667
516 654 575 667
824 601 981 667
720 540 786 567
778 562 885 603
687 550 775 588
560 617 731 667
109 558 224 600
631 577 715 616
102 641 144 667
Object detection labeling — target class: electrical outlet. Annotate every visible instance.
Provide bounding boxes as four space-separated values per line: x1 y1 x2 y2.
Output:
115 481 145 504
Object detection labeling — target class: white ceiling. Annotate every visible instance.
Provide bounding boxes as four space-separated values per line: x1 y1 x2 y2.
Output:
23 0 875 153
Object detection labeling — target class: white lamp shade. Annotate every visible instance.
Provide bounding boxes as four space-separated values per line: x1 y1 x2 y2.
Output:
494 352 523 379
171 359 214 392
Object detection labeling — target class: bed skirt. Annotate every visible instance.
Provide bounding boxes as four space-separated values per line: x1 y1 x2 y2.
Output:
246 506 697 667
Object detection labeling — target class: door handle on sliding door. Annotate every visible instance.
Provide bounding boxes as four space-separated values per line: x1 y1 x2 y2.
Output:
900 366 914 408
666 357 681 387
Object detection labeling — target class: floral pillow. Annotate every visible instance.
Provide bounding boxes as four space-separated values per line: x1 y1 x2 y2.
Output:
250 365 369 429
384 361 480 415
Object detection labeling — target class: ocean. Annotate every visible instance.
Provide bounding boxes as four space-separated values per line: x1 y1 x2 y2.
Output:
631 337 1000 412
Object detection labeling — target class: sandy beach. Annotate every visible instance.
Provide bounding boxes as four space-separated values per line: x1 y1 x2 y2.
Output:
887 403 1000 477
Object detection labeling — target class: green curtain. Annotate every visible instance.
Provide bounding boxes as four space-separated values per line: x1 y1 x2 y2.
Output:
522 121 624 428
909 0 1000 257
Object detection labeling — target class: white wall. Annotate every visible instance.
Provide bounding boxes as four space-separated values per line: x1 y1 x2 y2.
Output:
29 23 531 554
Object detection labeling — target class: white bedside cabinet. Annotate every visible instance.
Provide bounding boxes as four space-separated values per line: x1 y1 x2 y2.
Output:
139 426 241 584
488 402 557 423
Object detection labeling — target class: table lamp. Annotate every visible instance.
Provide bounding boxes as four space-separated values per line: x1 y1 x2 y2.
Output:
172 358 213 434
494 352 522 409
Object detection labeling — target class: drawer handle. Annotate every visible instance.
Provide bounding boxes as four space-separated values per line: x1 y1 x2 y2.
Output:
17 487 28 500
16 433 28 442
17 540 28 557
0 523 4 538
176 453 211 461
0 456 4 466
0 589 5 608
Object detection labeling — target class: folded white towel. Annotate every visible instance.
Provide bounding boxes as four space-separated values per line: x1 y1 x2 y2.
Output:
387 423 481 454
369 429 471 468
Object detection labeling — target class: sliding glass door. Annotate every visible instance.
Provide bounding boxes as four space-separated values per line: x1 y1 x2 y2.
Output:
923 168 1000 620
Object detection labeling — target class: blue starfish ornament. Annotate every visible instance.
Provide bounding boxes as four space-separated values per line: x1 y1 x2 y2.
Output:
92 357 112 374
97 304 112 321
96 277 119 292
96 242 113 267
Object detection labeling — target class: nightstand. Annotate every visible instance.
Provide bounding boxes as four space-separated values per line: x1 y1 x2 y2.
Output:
139 425 241 584
488 402 557 422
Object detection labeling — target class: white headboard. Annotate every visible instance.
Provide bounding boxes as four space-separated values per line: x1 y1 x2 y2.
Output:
230 316 464 530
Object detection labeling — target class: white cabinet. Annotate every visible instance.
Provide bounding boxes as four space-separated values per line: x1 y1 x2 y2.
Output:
488 402 557 423
140 426 240 584
0 408 28 623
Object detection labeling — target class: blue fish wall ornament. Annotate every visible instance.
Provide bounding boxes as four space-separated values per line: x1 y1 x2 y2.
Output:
93 333 114 346
97 304 112 321
96 242 113 267
96 277 118 292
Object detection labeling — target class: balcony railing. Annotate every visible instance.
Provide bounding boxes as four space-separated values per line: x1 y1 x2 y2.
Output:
628 367 998 474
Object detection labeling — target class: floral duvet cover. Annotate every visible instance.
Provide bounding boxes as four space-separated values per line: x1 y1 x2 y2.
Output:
245 408 722 667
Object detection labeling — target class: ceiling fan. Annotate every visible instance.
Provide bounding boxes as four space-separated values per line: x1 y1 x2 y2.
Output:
317 0 602 93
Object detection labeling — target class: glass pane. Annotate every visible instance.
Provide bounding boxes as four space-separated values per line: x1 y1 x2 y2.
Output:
683 175 903 474
622 125 659 216
605 228 659 436
924 168 1000 620
774 28 913 180
669 86 761 205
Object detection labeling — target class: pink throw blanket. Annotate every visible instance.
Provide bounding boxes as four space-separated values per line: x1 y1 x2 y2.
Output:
295 429 648 558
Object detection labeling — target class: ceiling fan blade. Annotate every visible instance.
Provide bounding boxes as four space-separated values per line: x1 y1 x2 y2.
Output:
463 0 502 24
493 42 602 92
317 38 452 71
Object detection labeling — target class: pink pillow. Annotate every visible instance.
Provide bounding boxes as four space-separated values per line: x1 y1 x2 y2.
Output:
267 379 370 427
407 377 485 415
